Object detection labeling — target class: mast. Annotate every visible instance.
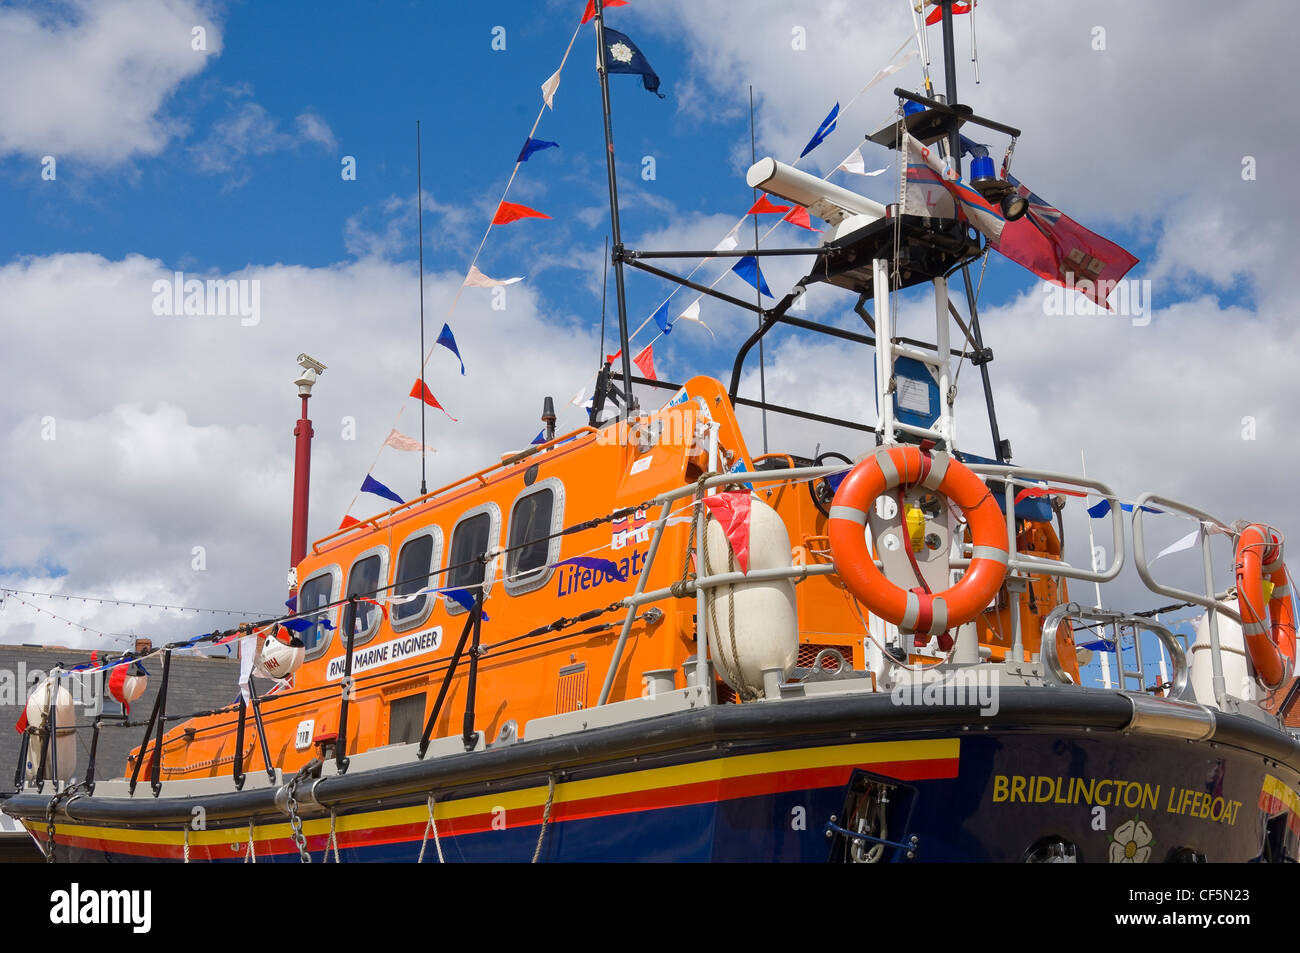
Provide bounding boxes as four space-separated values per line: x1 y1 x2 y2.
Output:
593 0 638 417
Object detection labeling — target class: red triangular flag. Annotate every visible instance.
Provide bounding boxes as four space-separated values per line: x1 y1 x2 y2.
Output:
408 380 458 421
782 205 820 232
747 195 791 216
632 344 656 380
492 201 551 225
703 492 752 574
926 1 972 25
339 515 361 530
581 0 629 24
15 709 28 735
605 350 620 364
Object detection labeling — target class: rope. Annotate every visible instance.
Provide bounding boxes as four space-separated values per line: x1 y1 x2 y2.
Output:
531 774 557 863
326 809 340 863
418 793 444 864
183 825 190 863
244 819 256 863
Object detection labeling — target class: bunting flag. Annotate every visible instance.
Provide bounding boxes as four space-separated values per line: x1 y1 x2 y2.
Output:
492 201 551 225
602 27 664 97
531 429 547 445
436 322 466 374
747 195 791 216
554 556 628 581
836 145 887 177
444 588 490 620
714 224 741 252
651 300 672 336
1156 529 1201 560
569 385 588 407
361 474 405 506
463 265 523 288
605 349 620 364
925 1 974 25
731 256 772 297
581 0 629 23
799 102 839 158
541 68 562 109
782 206 820 232
15 709 27 734
1086 500 1164 518
284 595 297 614
676 299 714 337
517 137 559 163
340 515 361 530
384 429 435 454
633 344 656 380
409 379 458 420
703 491 753 574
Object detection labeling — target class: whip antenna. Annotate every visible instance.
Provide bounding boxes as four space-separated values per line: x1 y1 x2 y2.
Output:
416 119 428 495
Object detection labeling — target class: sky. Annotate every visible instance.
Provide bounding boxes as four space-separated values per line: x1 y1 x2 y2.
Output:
1 0 1296 680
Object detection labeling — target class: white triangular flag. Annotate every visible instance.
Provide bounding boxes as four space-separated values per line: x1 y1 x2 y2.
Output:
676 299 714 338
569 385 587 407
1155 528 1201 561
463 264 523 287
541 68 562 109
714 224 741 252
836 145 887 177
384 429 436 454
862 48 917 92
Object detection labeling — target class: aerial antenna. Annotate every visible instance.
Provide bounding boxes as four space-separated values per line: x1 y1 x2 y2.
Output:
592 0 637 419
416 119 428 496
749 84 769 454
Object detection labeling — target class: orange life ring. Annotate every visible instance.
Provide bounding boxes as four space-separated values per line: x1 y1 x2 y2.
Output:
1234 523 1296 690
827 446 1008 637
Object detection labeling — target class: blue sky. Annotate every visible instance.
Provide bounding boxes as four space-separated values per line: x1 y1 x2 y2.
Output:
2 0 1293 668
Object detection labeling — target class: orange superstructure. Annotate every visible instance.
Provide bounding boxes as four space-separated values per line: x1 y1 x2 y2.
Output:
130 375 1077 781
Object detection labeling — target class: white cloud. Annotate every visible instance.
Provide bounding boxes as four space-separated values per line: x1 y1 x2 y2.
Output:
0 0 222 164
0 253 599 646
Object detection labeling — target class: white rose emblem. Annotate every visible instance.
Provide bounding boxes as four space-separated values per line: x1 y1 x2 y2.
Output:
1108 818 1154 863
609 42 634 64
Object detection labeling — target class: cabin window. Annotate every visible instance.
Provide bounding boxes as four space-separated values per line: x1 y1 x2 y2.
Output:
298 568 340 660
391 528 442 631
446 504 500 614
344 547 388 643
504 478 565 596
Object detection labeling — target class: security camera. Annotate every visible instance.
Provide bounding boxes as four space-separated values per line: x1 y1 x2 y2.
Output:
297 353 327 375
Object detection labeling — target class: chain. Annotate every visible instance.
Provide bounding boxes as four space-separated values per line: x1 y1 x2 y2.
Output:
285 765 313 863
43 777 85 863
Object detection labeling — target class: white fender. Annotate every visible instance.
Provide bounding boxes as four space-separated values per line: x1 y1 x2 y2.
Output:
1189 603 1258 707
702 494 798 697
24 679 78 784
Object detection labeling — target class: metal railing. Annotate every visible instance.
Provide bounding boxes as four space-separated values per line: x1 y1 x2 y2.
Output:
1040 603 1192 701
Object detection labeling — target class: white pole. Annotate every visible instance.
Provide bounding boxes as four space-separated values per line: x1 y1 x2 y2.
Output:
1080 449 1112 689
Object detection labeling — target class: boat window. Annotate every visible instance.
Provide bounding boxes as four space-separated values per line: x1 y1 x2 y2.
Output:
392 528 442 631
504 478 565 596
446 504 500 614
344 548 388 643
298 568 339 660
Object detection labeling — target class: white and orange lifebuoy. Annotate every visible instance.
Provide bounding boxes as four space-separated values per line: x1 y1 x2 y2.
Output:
1234 523 1297 690
827 446 1009 639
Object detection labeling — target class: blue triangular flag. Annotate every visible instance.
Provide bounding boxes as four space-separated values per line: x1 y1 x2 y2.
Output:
603 27 665 98
799 102 839 158
284 595 297 614
1087 500 1164 518
553 556 628 582
436 323 465 375
731 256 772 297
531 429 546 445
517 137 559 163
651 301 672 336
281 618 313 633
361 474 405 505
444 588 490 621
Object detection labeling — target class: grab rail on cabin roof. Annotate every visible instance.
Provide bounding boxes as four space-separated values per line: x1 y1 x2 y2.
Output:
1039 603 1192 701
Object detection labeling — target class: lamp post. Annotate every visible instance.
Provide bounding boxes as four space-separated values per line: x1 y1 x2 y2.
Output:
289 354 326 594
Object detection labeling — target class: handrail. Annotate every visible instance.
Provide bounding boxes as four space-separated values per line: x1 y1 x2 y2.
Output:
1132 491 1239 710
1040 602 1191 701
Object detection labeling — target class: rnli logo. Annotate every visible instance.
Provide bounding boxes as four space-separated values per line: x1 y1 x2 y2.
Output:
612 508 650 550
